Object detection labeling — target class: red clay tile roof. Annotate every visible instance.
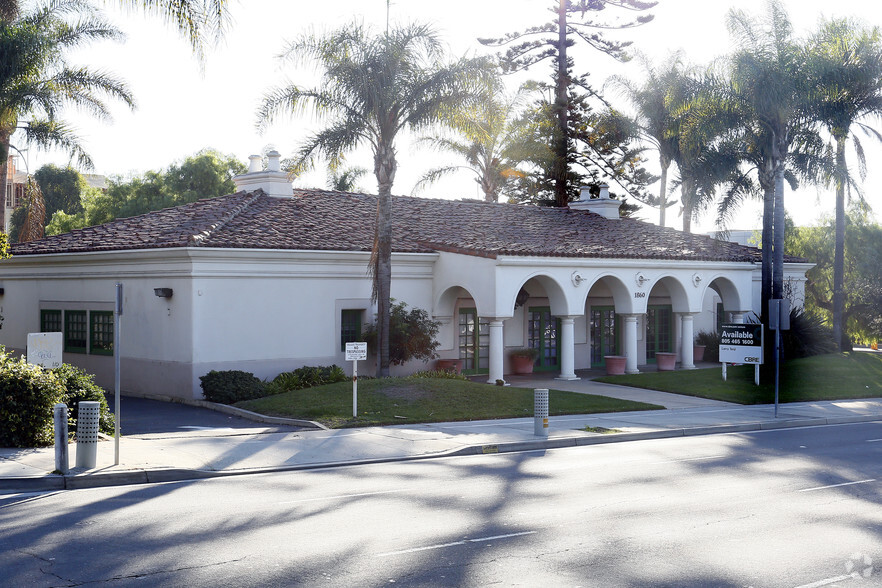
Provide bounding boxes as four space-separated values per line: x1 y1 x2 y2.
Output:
9 188 789 263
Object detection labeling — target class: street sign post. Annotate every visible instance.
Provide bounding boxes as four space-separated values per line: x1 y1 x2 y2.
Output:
345 342 367 417
769 299 791 418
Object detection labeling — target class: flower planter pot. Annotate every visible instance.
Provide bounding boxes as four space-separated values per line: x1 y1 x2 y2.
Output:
436 358 463 374
693 345 706 362
656 352 677 371
510 355 535 375
604 355 626 375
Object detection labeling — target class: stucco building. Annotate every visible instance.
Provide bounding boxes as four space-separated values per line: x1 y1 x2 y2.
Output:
0 153 812 399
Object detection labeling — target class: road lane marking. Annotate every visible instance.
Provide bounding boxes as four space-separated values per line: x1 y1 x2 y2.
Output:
867 438 882 442
794 573 856 587
798 479 876 493
650 455 725 465
277 488 412 505
376 531 536 557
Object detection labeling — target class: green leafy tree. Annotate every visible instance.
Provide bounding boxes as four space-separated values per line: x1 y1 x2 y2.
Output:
0 0 135 235
804 18 882 350
45 149 244 230
480 0 655 207
362 300 440 366
258 22 484 377
787 205 882 345
34 164 86 218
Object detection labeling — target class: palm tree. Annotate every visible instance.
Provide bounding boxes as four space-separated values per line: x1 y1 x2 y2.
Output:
1 0 228 59
607 52 688 227
258 22 483 377
415 82 533 202
710 0 826 315
0 0 135 234
805 18 882 350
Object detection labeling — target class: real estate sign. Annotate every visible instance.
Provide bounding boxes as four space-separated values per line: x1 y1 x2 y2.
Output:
719 324 764 364
27 332 63 368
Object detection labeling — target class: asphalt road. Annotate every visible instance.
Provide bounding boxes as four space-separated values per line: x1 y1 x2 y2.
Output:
105 395 302 435
2 422 880 587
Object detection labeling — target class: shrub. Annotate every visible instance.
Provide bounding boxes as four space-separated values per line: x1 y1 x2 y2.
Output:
266 365 348 395
0 349 66 447
409 369 468 381
783 307 837 359
508 347 539 360
52 364 114 436
200 370 265 404
695 331 720 363
362 300 440 365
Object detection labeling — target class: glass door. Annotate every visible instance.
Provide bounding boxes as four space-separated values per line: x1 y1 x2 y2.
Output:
458 308 489 374
527 306 559 371
590 306 619 367
646 305 673 362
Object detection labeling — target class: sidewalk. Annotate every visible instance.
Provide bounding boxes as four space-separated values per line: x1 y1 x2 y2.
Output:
2 382 882 492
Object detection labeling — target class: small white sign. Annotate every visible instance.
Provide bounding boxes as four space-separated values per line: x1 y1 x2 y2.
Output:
27 332 63 369
345 342 367 361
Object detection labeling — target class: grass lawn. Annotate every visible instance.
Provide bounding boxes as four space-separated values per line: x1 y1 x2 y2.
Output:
236 377 663 428
595 351 882 404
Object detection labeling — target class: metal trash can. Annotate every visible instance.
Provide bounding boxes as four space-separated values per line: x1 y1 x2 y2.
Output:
534 388 549 437
54 403 69 474
75 401 100 469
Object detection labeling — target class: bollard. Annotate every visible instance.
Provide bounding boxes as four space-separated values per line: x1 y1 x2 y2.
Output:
54 403 69 474
534 388 549 437
75 401 101 469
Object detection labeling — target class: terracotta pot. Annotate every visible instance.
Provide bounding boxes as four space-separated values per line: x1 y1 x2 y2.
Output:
510 354 535 374
436 359 463 374
693 345 706 362
656 352 677 371
604 355 627 375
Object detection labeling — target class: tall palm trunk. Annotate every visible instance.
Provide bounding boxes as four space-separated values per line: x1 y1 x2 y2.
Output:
374 142 396 378
553 0 568 208
772 163 786 300
0 131 11 234
680 176 695 233
832 136 847 350
658 157 669 227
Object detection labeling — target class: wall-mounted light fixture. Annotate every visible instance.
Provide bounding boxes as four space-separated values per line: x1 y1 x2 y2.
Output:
153 288 173 299
0 287 4 296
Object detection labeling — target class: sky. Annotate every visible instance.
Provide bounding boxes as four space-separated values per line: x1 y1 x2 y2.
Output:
20 0 882 233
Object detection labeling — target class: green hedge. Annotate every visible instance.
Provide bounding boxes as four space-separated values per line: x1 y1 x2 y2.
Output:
200 370 265 404
264 365 348 396
0 351 66 447
53 364 114 436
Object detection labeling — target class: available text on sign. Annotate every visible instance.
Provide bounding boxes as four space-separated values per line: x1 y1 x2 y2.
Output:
719 323 763 364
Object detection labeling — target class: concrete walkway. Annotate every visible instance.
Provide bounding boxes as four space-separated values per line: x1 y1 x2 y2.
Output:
2 377 882 493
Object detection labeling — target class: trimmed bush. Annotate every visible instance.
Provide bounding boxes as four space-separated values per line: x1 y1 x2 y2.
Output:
200 370 265 404
0 350 66 447
52 364 114 436
265 365 348 395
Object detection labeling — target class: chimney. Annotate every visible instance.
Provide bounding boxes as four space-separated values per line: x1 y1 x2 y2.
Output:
568 183 622 219
232 150 293 198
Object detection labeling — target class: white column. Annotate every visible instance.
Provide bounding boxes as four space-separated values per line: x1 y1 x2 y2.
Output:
555 316 580 381
623 314 640 374
680 312 696 369
674 314 682 362
487 319 505 384
732 311 745 324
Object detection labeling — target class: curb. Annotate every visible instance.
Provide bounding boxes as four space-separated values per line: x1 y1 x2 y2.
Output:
115 391 328 430
3 413 879 493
